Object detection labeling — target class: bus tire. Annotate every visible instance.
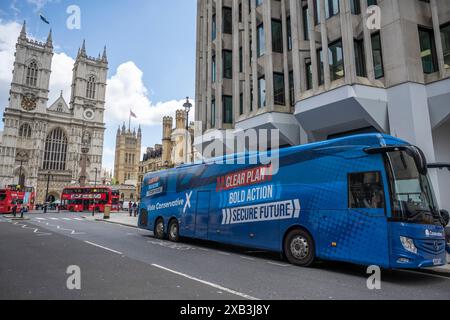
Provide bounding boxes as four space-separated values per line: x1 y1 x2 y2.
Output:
168 219 180 242
154 218 165 240
284 229 315 267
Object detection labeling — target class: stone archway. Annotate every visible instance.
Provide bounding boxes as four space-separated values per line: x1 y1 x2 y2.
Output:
47 192 60 203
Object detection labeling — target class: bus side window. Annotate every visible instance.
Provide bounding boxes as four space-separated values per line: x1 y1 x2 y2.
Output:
348 172 385 209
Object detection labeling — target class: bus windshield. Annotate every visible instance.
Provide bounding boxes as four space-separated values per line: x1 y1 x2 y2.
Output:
385 150 441 225
0 192 6 202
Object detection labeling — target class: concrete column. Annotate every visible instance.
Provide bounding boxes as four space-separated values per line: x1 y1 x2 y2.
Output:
292 0 305 94
195 0 202 124
201 0 209 128
360 0 375 81
251 0 258 112
339 0 357 84
319 0 330 89
206 0 213 129
232 0 240 122
263 0 274 110
430 0 445 78
281 0 290 107
216 0 224 129
243 0 251 115
387 83 441 206
307 0 318 91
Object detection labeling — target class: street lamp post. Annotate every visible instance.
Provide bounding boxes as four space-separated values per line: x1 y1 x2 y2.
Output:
92 167 98 217
44 171 51 214
183 97 192 164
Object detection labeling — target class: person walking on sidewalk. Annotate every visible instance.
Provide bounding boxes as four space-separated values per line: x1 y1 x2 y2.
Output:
135 202 140 217
128 201 132 217
20 205 26 219
132 202 138 217
12 202 17 218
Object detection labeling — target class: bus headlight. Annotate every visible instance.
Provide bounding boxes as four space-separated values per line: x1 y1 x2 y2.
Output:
400 237 417 254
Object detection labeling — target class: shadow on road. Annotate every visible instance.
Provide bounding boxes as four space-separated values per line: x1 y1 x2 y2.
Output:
138 235 449 285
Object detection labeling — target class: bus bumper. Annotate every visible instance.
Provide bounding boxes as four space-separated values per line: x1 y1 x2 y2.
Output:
390 222 447 269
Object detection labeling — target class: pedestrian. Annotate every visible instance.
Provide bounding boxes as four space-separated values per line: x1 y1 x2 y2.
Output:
20 205 26 219
132 202 138 217
128 201 132 217
12 202 17 218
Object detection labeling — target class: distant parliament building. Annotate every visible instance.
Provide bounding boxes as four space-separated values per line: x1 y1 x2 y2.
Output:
0 22 108 203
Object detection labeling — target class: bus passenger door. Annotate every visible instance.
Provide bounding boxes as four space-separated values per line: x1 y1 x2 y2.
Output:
319 171 389 267
195 191 210 239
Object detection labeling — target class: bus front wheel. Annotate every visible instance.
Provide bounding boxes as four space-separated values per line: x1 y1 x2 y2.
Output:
284 229 315 267
168 220 180 242
154 218 165 240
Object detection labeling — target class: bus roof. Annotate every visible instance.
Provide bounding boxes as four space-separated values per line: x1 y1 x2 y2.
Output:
144 133 407 178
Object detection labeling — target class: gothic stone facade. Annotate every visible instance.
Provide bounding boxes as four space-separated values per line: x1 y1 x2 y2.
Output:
0 22 107 203
114 124 142 186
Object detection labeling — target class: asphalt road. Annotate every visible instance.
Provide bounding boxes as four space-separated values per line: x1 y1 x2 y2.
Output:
0 212 449 300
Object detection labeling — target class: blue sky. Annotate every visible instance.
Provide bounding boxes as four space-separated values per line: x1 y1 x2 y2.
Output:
0 0 197 171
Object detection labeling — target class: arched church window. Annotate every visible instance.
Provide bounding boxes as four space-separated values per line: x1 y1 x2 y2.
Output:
43 128 68 171
26 61 39 87
86 76 96 99
19 123 32 138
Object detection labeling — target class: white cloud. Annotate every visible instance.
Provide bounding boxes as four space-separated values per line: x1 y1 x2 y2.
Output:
26 0 60 12
106 61 195 127
48 52 74 103
0 20 22 111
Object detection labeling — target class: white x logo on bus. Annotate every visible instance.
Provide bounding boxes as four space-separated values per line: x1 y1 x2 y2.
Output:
183 191 192 213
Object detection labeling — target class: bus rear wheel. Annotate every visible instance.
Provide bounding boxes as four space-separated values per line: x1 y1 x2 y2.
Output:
284 229 315 267
154 218 165 240
168 220 179 242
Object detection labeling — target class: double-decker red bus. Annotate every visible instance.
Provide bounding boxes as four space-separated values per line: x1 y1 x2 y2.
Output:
0 185 35 214
61 187 119 213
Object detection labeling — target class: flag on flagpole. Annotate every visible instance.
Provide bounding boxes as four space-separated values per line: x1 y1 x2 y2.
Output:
39 13 50 24
130 110 137 118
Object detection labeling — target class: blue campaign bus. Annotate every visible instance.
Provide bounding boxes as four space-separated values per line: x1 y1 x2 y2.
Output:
138 134 449 269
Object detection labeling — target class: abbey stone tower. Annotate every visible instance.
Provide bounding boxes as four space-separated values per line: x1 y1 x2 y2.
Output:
0 22 108 203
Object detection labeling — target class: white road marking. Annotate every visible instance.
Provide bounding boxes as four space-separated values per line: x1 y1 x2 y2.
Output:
49 218 59 221
62 218 72 221
266 261 291 267
217 251 231 256
239 256 255 261
398 269 450 281
84 241 123 255
12 222 52 236
56 226 74 232
35 218 46 220
151 264 259 300
74 218 84 221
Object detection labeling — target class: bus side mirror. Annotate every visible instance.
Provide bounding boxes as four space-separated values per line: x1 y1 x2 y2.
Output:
441 210 449 227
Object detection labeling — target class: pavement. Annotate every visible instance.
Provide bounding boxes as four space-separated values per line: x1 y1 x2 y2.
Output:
1 211 449 300
82 210 138 228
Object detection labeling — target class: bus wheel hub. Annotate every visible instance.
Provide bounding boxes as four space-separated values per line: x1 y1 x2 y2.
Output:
291 237 309 259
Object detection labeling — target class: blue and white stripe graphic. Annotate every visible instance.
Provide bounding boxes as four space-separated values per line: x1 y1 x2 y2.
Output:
221 199 301 225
